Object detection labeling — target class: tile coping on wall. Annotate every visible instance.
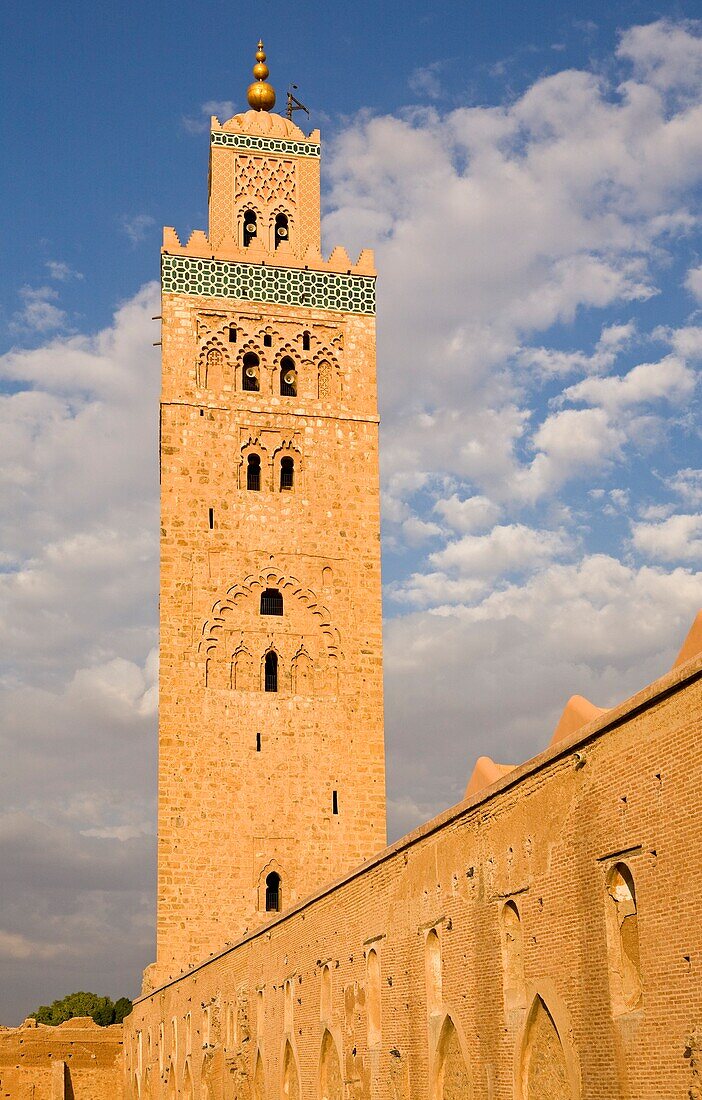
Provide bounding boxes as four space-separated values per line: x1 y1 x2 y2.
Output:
135 650 702 1003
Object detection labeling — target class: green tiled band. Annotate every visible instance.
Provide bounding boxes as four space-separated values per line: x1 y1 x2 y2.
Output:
211 131 321 158
162 254 376 315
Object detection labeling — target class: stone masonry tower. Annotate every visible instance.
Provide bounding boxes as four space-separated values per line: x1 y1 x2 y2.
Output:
150 45 386 987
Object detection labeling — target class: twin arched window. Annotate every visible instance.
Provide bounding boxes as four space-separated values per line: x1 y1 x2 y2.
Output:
246 455 295 491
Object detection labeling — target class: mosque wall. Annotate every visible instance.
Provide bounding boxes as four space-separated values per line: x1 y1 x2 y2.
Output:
124 651 702 1099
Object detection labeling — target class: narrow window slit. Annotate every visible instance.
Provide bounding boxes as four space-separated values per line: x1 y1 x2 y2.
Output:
332 790 339 815
208 507 214 530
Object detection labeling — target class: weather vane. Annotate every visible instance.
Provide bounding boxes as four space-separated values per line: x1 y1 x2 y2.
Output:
286 83 310 122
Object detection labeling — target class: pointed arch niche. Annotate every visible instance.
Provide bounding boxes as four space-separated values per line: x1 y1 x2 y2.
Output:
319 1030 343 1100
432 1015 471 1100
282 1040 301 1100
199 569 342 697
516 994 580 1100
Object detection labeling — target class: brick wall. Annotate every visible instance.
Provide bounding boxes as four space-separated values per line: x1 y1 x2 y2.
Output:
127 654 702 1098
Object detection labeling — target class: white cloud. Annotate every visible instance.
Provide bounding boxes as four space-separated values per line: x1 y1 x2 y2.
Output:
183 99 237 134
632 513 702 562
119 213 156 245
384 554 702 832
45 260 83 282
409 62 445 100
618 19 702 93
430 523 572 578
665 468 702 506
686 265 702 303
433 494 502 533
560 354 696 410
9 286 67 335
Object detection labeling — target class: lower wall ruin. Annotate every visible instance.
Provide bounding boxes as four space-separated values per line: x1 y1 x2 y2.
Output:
0 1016 124 1099
124 654 702 1099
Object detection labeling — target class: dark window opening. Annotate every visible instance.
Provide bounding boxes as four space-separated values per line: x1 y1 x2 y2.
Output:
280 356 297 397
243 210 257 247
228 326 237 343
242 352 260 392
256 732 261 752
332 790 339 815
280 457 294 491
274 213 289 249
302 331 311 352
263 334 272 348
208 507 214 530
260 588 283 616
265 871 281 911
247 454 261 491
200 408 204 416
264 651 278 693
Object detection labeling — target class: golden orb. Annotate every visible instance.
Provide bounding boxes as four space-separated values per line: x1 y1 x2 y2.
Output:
247 80 276 111
247 39 276 112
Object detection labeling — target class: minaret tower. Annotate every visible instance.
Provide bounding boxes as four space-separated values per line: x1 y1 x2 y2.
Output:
150 45 386 986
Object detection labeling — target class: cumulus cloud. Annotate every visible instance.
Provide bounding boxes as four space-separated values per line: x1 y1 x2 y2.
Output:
0 286 159 1021
119 213 156 246
46 260 83 282
430 523 572 578
9 286 67 336
632 513 702 562
686 265 702 303
182 100 237 134
560 354 696 410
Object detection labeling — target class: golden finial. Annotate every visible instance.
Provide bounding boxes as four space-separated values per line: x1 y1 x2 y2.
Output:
247 39 276 112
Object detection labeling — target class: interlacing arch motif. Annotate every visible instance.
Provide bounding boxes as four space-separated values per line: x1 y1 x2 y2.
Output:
197 336 230 390
199 569 342 688
234 155 297 206
313 349 342 400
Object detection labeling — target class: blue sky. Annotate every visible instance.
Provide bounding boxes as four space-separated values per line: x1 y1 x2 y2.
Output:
1 1 702 1021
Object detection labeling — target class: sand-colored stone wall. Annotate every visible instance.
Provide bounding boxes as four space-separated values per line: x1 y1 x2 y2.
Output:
0 1017 123 1099
155 292 386 986
128 655 702 1098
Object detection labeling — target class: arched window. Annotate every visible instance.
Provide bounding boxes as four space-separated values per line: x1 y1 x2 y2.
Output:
274 212 289 248
280 457 294 491
279 356 297 397
605 862 643 1014
247 454 261 491
425 928 442 1016
302 330 311 352
243 209 257 247
260 588 283 616
264 651 278 692
228 324 237 343
366 948 381 1048
501 899 526 1009
242 351 260 392
265 871 281 911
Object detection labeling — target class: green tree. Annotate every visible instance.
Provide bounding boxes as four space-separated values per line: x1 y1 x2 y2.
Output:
30 992 132 1027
